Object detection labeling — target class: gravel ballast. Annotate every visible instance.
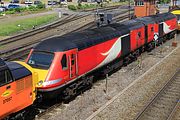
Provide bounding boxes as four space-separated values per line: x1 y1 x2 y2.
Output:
88 45 180 120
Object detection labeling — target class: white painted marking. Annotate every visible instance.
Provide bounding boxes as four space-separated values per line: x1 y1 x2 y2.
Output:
154 33 159 41
163 22 173 34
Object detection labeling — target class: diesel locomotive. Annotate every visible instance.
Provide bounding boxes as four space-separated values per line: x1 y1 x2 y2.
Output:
0 59 37 119
25 12 177 99
171 9 180 30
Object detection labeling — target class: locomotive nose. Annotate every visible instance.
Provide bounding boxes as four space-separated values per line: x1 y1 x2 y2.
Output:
32 68 48 87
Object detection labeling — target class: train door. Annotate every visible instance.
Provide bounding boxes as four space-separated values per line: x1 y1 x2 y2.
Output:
121 34 130 56
159 23 164 37
145 26 148 43
0 69 15 118
68 49 78 79
137 30 142 48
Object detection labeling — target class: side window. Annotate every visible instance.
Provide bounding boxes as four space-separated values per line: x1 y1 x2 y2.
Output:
71 54 75 65
137 32 141 39
135 1 144 6
151 27 154 32
5 70 12 83
61 54 68 70
0 70 6 86
0 70 13 86
138 32 141 38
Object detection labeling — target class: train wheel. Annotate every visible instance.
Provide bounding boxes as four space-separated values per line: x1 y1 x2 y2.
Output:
63 86 77 101
123 57 128 66
83 76 93 87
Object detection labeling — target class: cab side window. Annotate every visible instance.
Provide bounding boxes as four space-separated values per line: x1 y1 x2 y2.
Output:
0 70 13 86
151 27 154 32
61 54 68 70
137 32 141 39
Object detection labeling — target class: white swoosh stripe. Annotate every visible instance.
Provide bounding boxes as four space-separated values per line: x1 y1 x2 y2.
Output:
163 22 174 34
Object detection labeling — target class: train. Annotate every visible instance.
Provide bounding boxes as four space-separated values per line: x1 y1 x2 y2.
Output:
171 9 180 30
26 12 177 99
0 12 177 119
0 59 37 119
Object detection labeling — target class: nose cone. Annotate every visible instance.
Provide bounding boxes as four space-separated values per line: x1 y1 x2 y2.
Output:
33 68 48 87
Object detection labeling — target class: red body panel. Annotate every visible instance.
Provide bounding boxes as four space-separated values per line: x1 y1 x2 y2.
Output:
147 24 155 43
39 37 123 89
163 18 177 34
130 27 145 51
78 38 117 75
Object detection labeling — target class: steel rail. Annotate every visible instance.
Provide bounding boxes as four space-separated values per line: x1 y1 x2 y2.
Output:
2 13 132 61
134 69 180 120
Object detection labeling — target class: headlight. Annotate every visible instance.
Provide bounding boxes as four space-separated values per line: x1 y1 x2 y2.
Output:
37 80 43 86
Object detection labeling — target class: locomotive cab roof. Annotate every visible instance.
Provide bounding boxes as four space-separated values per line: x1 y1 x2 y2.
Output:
157 12 176 21
135 17 156 25
34 24 130 52
150 12 176 23
120 19 144 30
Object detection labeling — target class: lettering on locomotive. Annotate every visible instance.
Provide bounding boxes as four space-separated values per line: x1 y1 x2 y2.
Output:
3 96 12 104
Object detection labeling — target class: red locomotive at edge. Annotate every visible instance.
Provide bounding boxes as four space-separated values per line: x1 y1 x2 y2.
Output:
26 12 177 99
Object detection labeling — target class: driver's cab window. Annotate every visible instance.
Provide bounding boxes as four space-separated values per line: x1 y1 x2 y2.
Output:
61 54 68 70
0 70 13 86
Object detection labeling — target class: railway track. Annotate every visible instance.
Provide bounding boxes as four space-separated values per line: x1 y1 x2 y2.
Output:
134 69 180 120
0 14 89 60
0 5 124 47
79 4 125 12
1 11 133 61
0 14 85 47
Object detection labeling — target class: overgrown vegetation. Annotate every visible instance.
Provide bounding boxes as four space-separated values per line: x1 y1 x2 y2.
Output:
68 4 97 11
0 14 57 36
158 0 170 4
0 3 46 16
67 1 128 11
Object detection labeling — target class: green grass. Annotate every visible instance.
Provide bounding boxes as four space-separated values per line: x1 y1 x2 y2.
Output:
0 14 58 36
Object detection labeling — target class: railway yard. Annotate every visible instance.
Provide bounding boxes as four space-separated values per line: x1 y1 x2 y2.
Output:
0 3 180 120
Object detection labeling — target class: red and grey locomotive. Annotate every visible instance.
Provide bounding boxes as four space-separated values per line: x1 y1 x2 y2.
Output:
25 12 177 99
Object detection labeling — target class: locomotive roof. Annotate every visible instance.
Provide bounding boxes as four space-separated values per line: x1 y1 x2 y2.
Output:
34 24 130 52
6 62 32 80
120 19 144 30
135 17 156 25
157 12 176 20
150 12 176 23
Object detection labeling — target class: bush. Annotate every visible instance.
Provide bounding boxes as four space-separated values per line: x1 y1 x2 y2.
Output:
5 10 15 14
28 6 38 11
68 5 77 11
37 3 45 9
77 4 85 9
88 4 96 8
84 4 89 8
14 8 21 12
